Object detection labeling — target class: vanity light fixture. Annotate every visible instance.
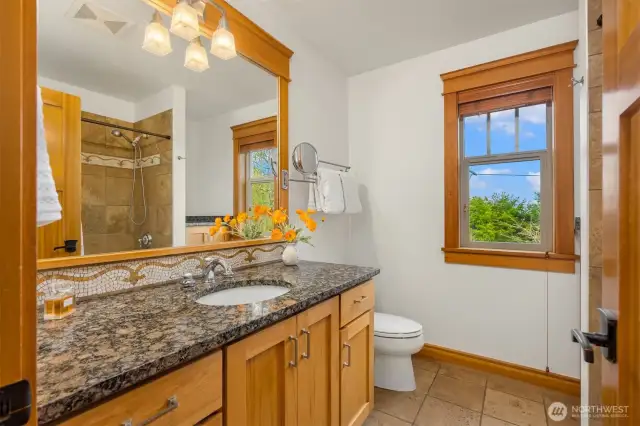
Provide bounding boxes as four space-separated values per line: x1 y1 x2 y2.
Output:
191 0 206 17
170 0 200 41
184 36 210 72
209 12 237 60
142 11 172 56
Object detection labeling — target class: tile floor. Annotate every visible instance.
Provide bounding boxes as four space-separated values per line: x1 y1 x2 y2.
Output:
364 355 580 426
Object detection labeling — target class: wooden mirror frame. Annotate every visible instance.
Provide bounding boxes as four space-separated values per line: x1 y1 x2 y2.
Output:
37 0 293 271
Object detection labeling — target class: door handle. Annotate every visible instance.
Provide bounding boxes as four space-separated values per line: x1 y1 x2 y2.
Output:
53 239 78 253
301 329 311 359
288 335 299 367
343 343 351 367
571 308 617 364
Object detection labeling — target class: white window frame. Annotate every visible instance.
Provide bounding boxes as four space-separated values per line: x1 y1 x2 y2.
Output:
459 102 553 251
246 147 277 209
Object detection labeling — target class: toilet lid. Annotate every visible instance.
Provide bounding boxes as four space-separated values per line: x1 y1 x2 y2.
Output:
374 313 423 338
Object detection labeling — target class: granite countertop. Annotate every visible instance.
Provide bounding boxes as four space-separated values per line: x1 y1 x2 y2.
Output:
185 222 214 227
37 261 379 424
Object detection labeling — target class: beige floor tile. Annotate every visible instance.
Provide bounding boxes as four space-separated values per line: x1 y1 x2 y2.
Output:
412 355 440 373
486 375 545 402
542 392 581 425
481 415 517 426
415 396 481 426
364 410 411 426
415 368 437 394
374 387 426 423
483 389 547 426
439 363 488 386
428 374 486 411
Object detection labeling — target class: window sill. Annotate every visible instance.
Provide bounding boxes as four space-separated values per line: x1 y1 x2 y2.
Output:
441 247 579 273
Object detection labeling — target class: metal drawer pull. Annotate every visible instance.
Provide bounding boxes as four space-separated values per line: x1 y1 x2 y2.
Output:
121 395 178 426
353 295 368 304
343 343 352 367
301 329 311 359
289 335 299 367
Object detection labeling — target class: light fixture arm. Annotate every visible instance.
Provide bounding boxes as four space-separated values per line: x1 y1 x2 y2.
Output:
193 0 230 30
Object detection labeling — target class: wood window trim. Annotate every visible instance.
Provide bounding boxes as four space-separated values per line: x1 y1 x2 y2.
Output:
441 41 579 273
232 116 278 214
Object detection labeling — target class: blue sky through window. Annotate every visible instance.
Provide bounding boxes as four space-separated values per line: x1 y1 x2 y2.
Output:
464 103 546 202
469 160 540 202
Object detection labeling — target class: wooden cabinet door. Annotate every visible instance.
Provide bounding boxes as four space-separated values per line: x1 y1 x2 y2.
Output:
38 87 81 259
226 316 298 426
340 311 374 426
296 297 340 426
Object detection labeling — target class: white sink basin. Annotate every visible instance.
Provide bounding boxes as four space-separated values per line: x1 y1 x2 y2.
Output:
196 285 290 306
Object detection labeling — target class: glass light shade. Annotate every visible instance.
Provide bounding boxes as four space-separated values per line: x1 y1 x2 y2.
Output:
142 16 172 56
184 37 209 72
210 26 237 60
170 0 200 41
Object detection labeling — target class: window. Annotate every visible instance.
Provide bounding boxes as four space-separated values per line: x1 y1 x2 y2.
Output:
460 102 552 251
231 116 278 214
246 148 277 210
440 41 579 273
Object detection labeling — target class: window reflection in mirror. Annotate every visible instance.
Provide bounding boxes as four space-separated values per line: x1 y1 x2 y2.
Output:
37 0 277 258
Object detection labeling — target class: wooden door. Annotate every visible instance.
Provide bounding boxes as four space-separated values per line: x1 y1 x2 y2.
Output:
225 316 298 426
296 298 340 426
340 311 374 426
0 0 37 424
37 87 82 259
601 1 640 424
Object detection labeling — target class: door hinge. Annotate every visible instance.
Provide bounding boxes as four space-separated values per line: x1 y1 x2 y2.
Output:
574 217 581 232
0 380 31 426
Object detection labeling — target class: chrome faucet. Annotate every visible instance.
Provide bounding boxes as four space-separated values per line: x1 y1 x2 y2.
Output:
201 256 234 283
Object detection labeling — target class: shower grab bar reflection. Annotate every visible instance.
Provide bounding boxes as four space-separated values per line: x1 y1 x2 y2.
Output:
81 117 172 140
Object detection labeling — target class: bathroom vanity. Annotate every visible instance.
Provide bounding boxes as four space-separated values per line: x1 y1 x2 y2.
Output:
37 261 379 426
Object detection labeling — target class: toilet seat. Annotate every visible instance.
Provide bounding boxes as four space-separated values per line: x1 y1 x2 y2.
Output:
374 312 422 339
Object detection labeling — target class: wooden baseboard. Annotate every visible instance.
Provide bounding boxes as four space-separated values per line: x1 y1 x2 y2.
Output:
418 343 580 396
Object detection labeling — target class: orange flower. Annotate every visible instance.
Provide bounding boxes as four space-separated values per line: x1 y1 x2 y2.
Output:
209 225 219 236
272 209 288 225
237 212 248 223
220 226 228 234
298 210 309 223
215 217 222 226
254 205 268 216
307 209 317 214
284 229 297 242
306 218 317 232
229 219 237 228
271 228 283 240
224 215 231 223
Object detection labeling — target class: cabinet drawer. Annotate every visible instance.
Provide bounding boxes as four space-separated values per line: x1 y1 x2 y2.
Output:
198 411 223 425
61 351 223 426
340 281 375 327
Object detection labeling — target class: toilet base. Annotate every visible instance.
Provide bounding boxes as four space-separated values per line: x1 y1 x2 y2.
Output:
374 353 417 391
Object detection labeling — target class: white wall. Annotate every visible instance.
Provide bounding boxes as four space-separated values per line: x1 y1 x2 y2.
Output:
38 76 136 122
135 86 178 122
347 12 582 378
170 87 188 247
186 99 278 216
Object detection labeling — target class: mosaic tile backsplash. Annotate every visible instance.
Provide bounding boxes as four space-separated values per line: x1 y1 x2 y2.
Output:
37 242 285 304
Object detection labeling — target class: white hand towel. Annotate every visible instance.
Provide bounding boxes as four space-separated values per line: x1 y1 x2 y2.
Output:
36 86 62 227
317 169 362 214
307 179 324 211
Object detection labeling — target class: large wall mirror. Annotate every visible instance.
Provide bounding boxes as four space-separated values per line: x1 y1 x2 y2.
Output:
37 0 292 268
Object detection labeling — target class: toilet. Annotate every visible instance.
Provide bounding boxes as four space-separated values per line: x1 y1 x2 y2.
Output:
373 312 424 392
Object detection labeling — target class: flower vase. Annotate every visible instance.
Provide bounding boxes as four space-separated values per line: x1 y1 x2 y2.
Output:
282 244 299 266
